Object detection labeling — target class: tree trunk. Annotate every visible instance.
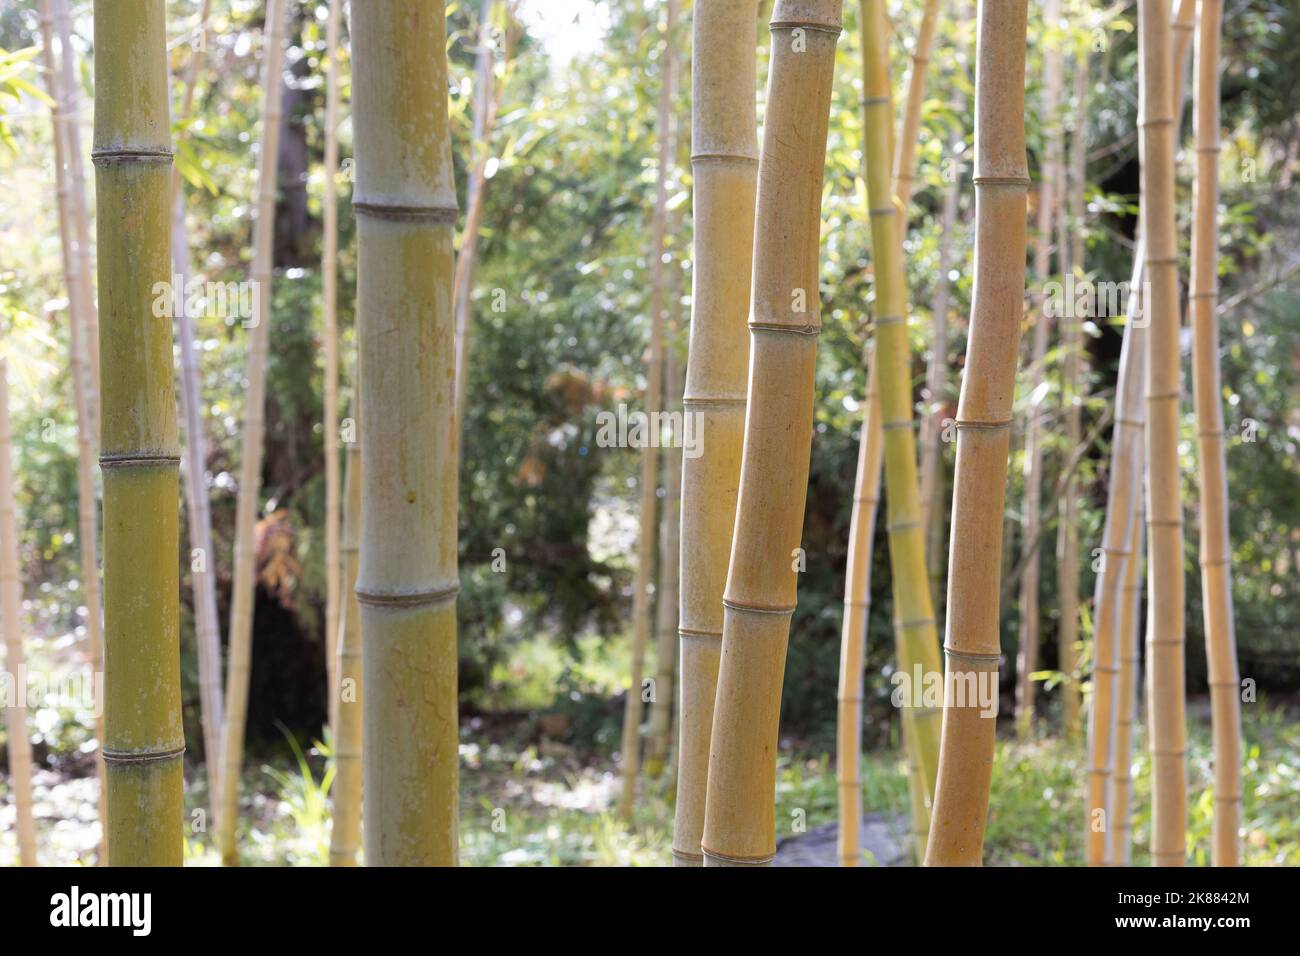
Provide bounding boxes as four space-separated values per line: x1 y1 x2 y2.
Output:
861 0 944 834
618 0 678 820
1139 0 1187 868
1190 0 1240 867
168 0 224 831
0 361 37 866
92 0 185 866
322 0 343 740
217 0 287 865
328 399 362 866
924 0 1029 867
39 0 107 863
1015 0 1062 741
351 0 460 866
701 0 842 867
671 0 756 867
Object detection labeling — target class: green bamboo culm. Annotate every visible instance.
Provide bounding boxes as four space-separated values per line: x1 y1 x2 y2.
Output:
92 0 184 866
350 0 460 865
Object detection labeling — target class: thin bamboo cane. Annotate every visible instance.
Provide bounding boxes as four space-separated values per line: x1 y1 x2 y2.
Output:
351 0 460 866
168 0 224 830
619 0 678 820
1015 0 1062 741
1139 0 1187 868
892 0 942 218
701 0 841 867
861 0 943 829
54 0 99 430
670 0 757 867
328 397 362 866
924 0 1029 867
217 0 287 866
322 0 343 741
1190 0 1240 867
92 0 184 867
0 360 37 866
1110 476 1144 866
39 0 106 863
647 306 683 777
453 0 502 424
837 347 883 867
1085 268 1146 866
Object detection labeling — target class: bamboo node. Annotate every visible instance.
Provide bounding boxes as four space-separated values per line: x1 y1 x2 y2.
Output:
102 745 186 765
99 453 181 469
723 598 796 617
875 313 907 327
670 847 704 864
749 321 820 337
942 645 1002 667
869 206 898 218
862 95 890 106
682 395 746 408
1137 117 1175 129
955 417 1013 430
90 147 174 165
1195 146 1223 155
1188 292 1219 300
972 175 1030 188
354 581 460 609
691 152 759 167
768 21 841 38
678 626 723 641
1145 390 1180 402
1116 416 1144 428
1146 518 1182 528
700 844 775 865
1150 748 1188 757
1145 256 1178 267
353 201 458 223
886 518 921 533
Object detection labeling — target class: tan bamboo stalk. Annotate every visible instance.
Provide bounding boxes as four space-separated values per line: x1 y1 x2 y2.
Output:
39 0 107 863
1139 0 1187 868
837 350 883 867
618 0 677 820
54 0 99 427
892 0 941 219
647 308 683 777
1110 480 1144 866
861 0 944 823
1015 0 1062 740
328 397 362 866
1058 44 1089 743
217 0 287 866
920 169 962 605
1085 269 1146 866
700 0 841 868
168 0 224 825
92 0 184 866
670 0 756 867
1190 0 1240 867
322 0 343 740
924 0 1029 867
351 0 460 866
453 0 502 423
0 360 37 866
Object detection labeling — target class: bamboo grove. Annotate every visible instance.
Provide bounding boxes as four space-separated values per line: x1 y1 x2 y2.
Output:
1 0 1271 869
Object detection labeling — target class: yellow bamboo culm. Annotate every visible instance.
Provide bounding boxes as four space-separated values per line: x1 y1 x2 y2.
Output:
39 0 107 861
701 0 842 868
0 360 38 866
322 0 343 740
217 0 287 865
619 0 678 820
671 0 757 867
1138 0 1187 868
1110 477 1145 866
924 0 1029 867
1085 267 1146 866
328 401 362 866
92 0 185 866
837 347 883 867
351 0 460 866
861 0 944 838
1189 0 1241 868
1016 0 1063 741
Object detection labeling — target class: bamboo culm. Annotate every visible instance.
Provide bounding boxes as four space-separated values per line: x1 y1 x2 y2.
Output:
701 0 842 867
351 0 461 865
0 360 38 865
322 0 343 740
217 0 287 865
925 0 1029 867
1190 0 1241 867
93 0 185 866
671 0 757 867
